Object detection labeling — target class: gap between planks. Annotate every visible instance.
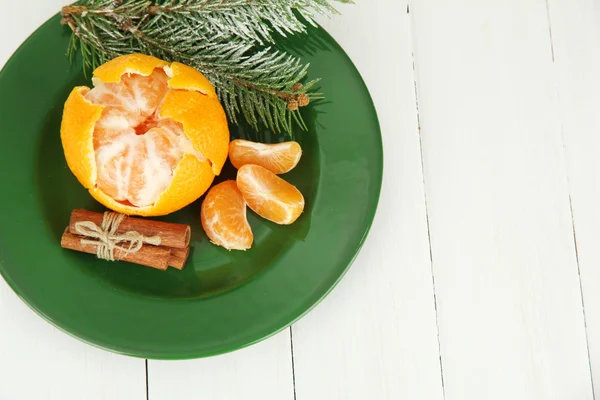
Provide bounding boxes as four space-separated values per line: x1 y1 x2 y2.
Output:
145 359 149 400
290 327 298 400
544 0 595 397
406 4 446 399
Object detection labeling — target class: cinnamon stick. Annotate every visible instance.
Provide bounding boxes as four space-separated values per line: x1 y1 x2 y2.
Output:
69 209 190 249
168 246 190 270
61 229 170 270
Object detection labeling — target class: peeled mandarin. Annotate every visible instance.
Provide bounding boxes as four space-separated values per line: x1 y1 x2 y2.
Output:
229 139 302 174
60 53 229 216
201 180 253 250
236 164 304 225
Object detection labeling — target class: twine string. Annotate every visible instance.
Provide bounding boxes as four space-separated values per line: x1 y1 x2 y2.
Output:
74 212 161 261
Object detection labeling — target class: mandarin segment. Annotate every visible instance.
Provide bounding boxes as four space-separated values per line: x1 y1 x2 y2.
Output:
93 108 135 148
126 136 150 206
85 79 139 125
95 133 135 200
201 181 253 250
229 139 302 174
236 164 304 225
89 155 215 217
86 69 169 127
147 125 181 169
121 70 169 116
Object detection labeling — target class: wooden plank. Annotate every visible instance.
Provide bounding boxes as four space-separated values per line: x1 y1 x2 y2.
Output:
0 2 146 400
0 279 146 400
148 330 294 400
0 2 292 399
291 3 445 400
546 0 600 392
410 1 593 398
0 0 69 69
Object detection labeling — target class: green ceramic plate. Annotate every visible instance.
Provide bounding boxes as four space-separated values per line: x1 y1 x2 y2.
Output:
0 14 382 359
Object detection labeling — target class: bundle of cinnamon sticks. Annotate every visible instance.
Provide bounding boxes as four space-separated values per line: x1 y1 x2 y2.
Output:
61 209 191 270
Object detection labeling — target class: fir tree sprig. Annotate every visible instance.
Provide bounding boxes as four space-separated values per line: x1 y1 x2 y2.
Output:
61 0 349 135
148 0 344 46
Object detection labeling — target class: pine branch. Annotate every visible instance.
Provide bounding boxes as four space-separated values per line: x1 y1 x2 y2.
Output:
61 0 345 135
147 0 352 45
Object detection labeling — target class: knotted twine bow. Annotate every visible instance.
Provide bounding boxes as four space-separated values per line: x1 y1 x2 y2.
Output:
73 212 162 261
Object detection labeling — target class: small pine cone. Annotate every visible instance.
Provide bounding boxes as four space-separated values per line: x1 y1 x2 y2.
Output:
292 83 303 91
297 94 310 107
287 99 299 111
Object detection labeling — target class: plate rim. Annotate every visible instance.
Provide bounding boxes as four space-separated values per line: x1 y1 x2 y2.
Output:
0 12 384 359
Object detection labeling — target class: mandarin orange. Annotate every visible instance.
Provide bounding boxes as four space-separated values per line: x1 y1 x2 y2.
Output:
229 139 302 174
201 180 253 250
236 164 304 225
61 53 229 216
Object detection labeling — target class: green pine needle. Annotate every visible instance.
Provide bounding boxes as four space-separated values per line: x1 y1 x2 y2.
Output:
61 0 349 135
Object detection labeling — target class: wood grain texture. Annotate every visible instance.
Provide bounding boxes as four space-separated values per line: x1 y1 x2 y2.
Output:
290 3 445 400
411 1 593 398
0 2 146 400
546 0 600 392
148 330 294 400
0 278 146 400
0 0 69 71
3 1 600 399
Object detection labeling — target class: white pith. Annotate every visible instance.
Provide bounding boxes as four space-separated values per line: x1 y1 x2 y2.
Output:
85 69 204 207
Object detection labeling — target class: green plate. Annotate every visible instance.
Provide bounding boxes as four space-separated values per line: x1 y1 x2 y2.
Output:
0 14 382 359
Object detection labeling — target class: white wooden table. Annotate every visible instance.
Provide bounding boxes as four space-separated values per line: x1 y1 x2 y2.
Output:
2 1 600 399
